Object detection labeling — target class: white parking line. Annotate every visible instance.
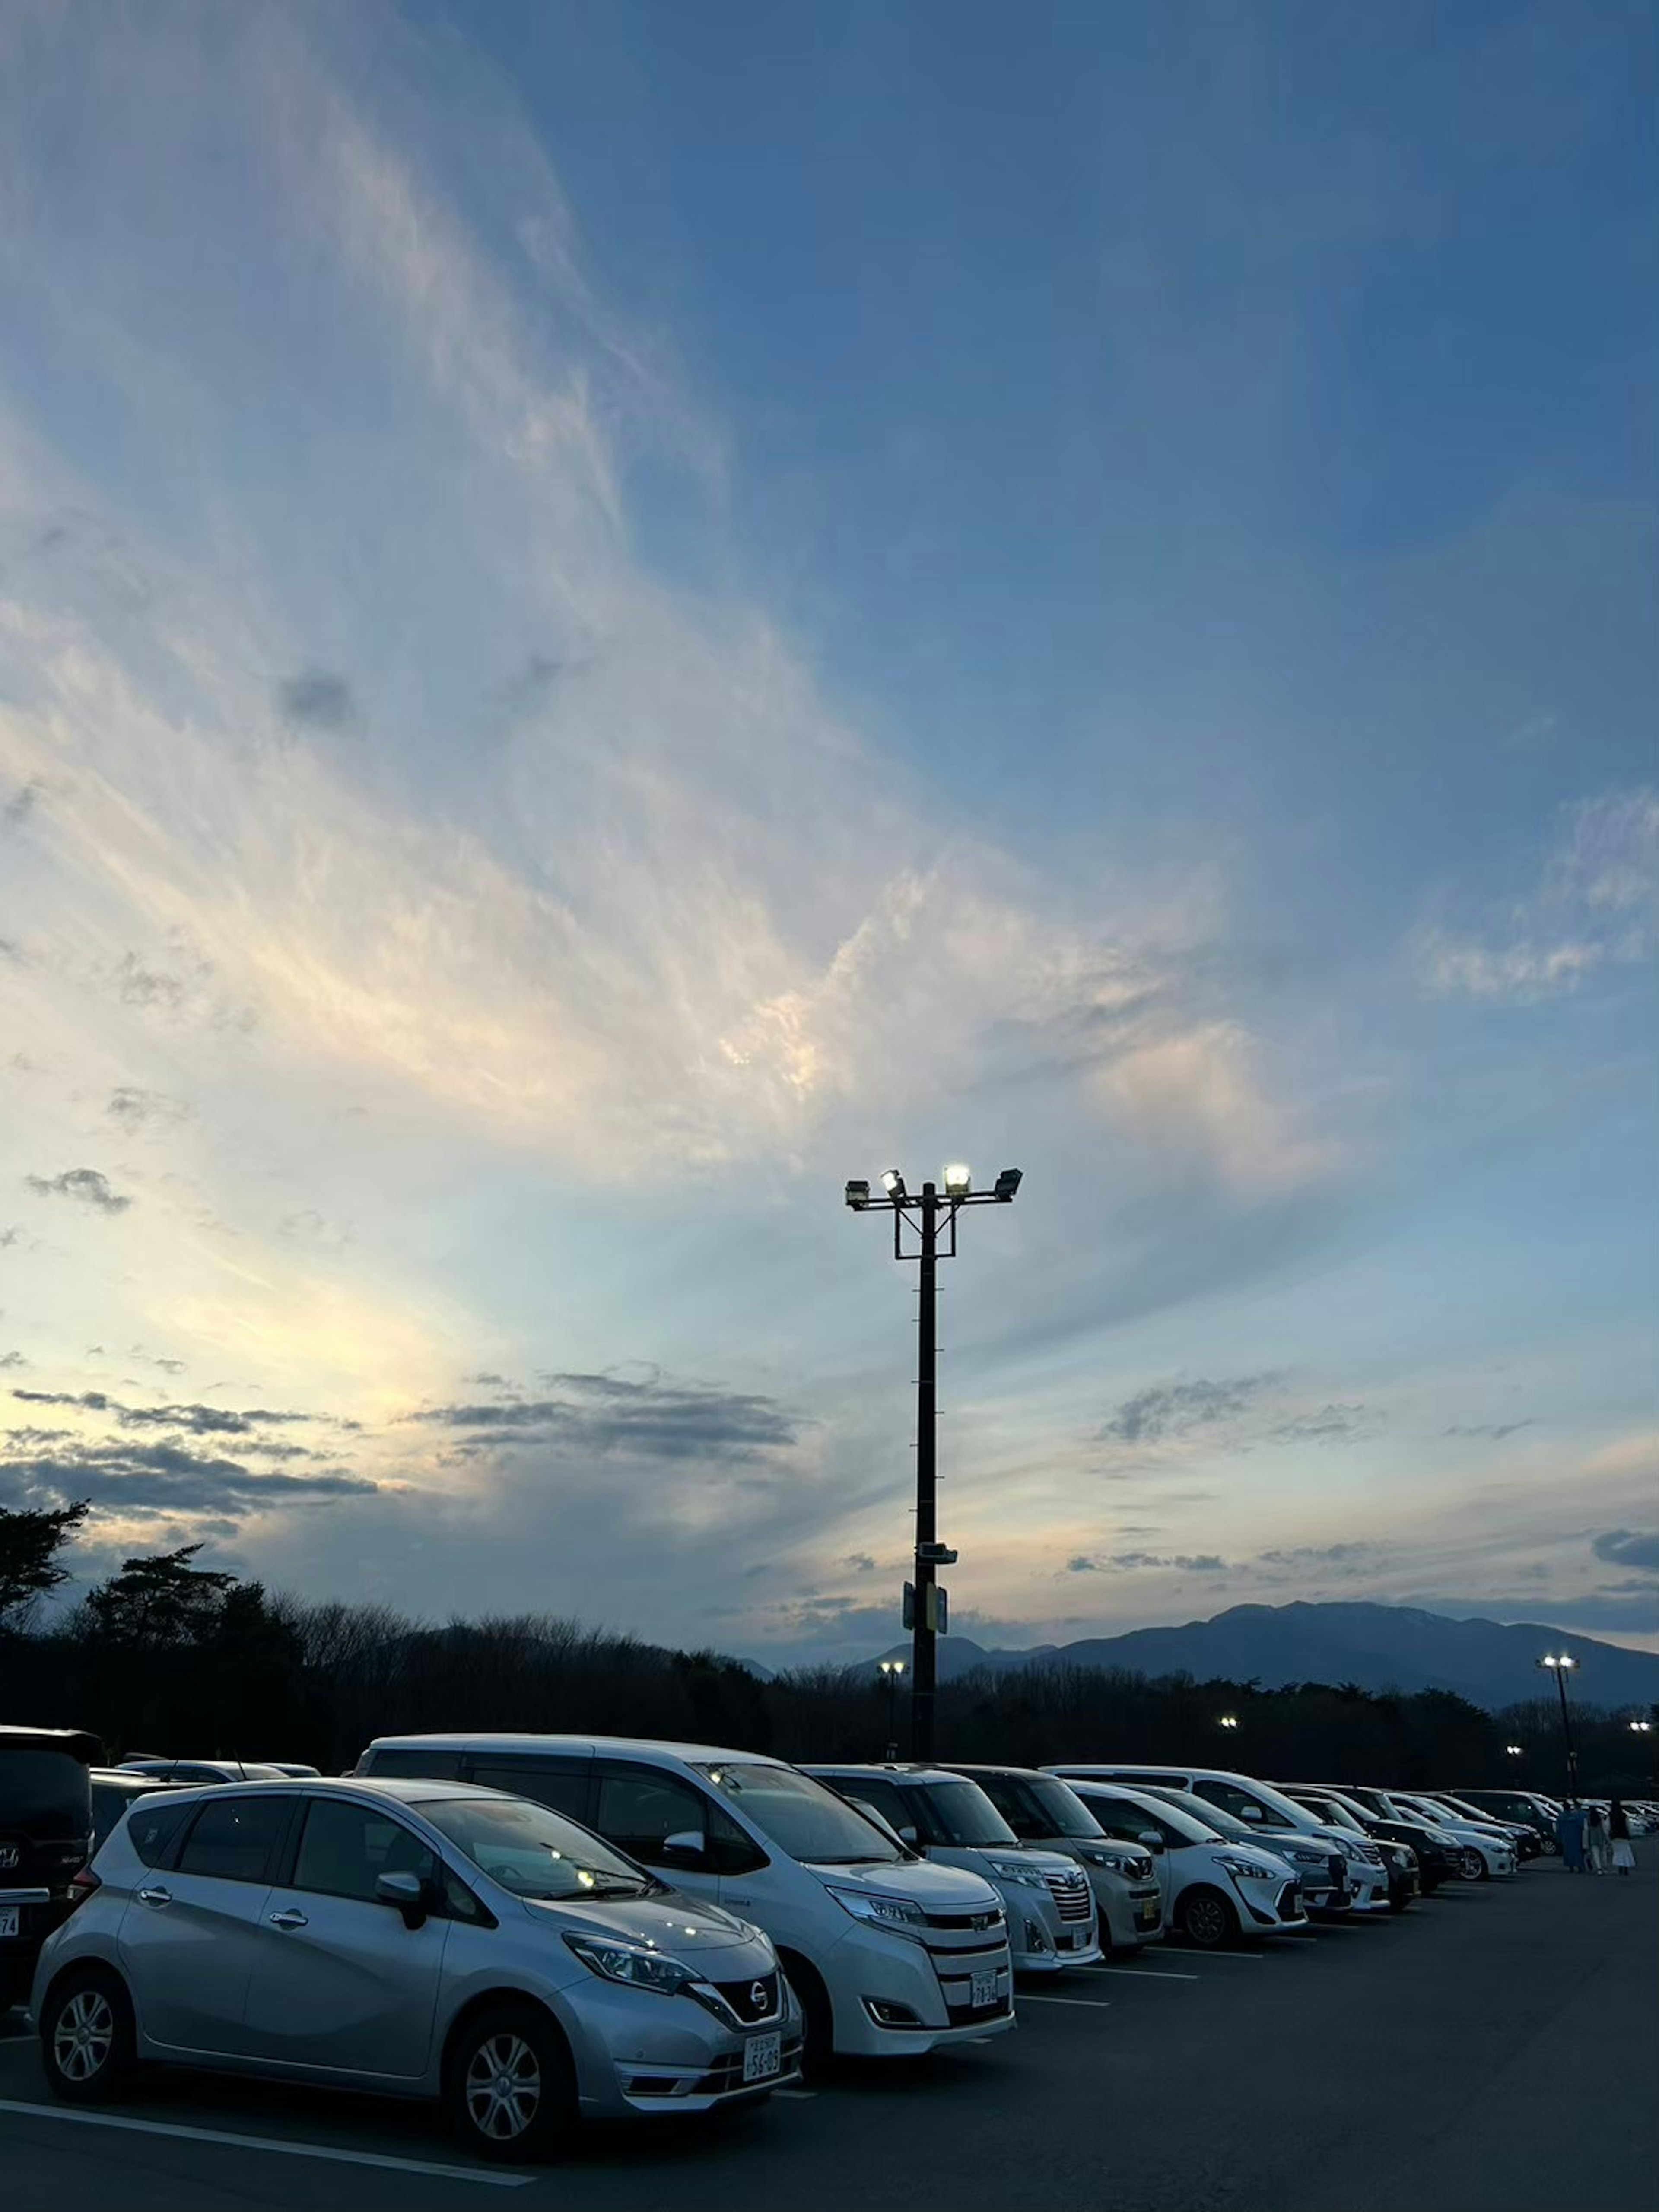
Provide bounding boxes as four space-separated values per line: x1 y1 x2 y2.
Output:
0 2102 534 2187
773 2088 819 2101
1017 1995 1113 2010
1086 1967 1199 1982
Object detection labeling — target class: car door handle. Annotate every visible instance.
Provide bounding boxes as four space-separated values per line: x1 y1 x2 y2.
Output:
135 1886 172 1908
268 1909 309 1931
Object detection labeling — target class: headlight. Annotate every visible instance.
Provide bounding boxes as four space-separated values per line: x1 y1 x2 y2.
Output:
1081 1846 1150 1878
986 1858 1052 1889
825 1885 928 1933
1216 1853 1274 1879
563 1933 697 1995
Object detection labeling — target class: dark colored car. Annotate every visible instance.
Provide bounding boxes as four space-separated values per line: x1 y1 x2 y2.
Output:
1450 1790 1560 1852
1282 1785 1456 1894
0 1726 101 2009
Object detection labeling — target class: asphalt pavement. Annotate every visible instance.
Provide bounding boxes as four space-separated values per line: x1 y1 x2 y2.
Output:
2 1859 1654 2212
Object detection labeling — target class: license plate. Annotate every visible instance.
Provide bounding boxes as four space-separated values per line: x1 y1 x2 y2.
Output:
1136 1904 1160 1926
970 1967 997 2008
742 2032 781 2085
0 1907 18 1939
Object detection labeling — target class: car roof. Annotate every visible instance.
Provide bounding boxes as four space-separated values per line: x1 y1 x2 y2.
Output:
363 1732 791 1770
0 1725 103 1763
804 1763 975 1786
141 1776 515 1809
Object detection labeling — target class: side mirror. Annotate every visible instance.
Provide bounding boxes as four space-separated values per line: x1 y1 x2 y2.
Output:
661 1830 707 1863
1238 1803 1264 1821
1138 1831 1166 1856
376 1869 428 1927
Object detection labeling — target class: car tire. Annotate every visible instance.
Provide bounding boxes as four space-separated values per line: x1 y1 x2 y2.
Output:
1458 1848 1487 1882
40 1967 137 2104
444 2001 576 2164
779 1951 835 2080
1176 1887 1239 1949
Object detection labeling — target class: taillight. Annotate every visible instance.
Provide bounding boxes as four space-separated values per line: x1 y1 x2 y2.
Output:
66 1868 101 1912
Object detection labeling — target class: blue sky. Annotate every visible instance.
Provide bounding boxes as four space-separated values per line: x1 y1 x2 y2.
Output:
1 0 1654 1670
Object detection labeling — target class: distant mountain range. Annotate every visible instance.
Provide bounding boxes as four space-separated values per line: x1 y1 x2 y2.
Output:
834 1600 1659 1712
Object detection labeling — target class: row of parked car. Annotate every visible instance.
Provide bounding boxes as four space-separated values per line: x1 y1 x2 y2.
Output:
4 1725 1642 2164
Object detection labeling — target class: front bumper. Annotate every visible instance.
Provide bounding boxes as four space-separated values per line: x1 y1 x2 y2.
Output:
571 1977 806 2119
820 1923 1017 2057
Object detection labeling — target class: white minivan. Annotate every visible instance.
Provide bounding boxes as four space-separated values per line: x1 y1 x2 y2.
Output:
802 1765 1103 1971
356 1736 1014 2065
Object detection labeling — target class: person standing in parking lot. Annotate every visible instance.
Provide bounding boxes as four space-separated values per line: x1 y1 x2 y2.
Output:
1558 1802 1588 1870
1583 1805 1610 1874
1608 1801 1636 1876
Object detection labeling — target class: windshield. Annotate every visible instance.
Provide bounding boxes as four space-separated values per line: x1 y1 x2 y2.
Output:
911 1777 1019 1849
422 1796 656 1900
1294 1794 1364 1834
973 1771 1104 1842
1075 1786 1220 1849
1144 1790 1262 1845
699 1763 905 1864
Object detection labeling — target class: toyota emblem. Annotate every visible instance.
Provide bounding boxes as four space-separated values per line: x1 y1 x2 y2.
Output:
749 1980 768 2013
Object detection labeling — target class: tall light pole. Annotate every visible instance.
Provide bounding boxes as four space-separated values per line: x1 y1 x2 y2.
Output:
845 1163 1022 1762
1536 1654 1580 1794
877 1658 907 1760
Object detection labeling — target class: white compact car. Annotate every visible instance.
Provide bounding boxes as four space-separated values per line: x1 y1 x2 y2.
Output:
30 1777 801 2161
804 1765 1102 1971
1062 1780 1308 1948
1049 1764 1392 1916
356 1735 1014 2065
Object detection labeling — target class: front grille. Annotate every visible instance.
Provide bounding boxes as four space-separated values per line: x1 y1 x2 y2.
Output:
1277 1883 1300 1919
925 1937 1007 1961
1042 1869 1093 1924
925 1907 1004 1933
704 1971 780 2025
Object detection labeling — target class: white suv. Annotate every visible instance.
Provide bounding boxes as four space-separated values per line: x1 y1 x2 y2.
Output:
356 1736 1014 2065
803 1766 1103 1971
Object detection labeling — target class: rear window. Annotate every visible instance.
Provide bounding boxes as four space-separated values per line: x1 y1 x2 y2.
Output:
176 1794 291 1882
0 1750 93 1832
125 1798 194 1866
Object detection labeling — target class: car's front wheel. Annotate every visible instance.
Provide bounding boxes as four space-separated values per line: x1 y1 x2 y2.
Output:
1459 1848 1487 1882
445 2002 576 2164
1176 1886 1240 1949
40 1968 136 2104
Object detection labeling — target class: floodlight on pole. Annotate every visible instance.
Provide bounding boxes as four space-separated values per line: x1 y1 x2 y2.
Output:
1536 1655 1581 1792
1505 1743 1524 1758
843 1160 1022 1761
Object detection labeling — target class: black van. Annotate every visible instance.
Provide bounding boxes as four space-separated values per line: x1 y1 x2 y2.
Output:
0 1726 102 2009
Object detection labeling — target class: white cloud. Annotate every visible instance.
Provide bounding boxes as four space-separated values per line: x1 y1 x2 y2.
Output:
1423 786 1658 1002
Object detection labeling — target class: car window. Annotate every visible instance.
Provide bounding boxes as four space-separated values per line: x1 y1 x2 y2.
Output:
1192 1779 1292 1829
291 1799 438 1901
592 1768 761 1872
176 1794 292 1883
0 1751 93 1832
421 1795 655 1900
469 1761 591 1821
91 1782 160 1847
125 1797 193 1868
698 1762 905 1864
1077 1791 1215 1848
831 1776 911 1833
359 1748 465 1780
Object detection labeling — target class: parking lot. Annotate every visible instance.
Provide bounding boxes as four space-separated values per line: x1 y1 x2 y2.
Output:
3 1860 1654 2212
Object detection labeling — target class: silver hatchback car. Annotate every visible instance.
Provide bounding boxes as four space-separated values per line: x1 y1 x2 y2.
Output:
30 1777 802 2161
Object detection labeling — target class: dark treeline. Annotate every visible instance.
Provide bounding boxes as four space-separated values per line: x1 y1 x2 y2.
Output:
3 1514 1654 1793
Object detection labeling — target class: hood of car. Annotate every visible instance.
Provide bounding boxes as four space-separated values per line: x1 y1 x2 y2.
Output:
523 1891 765 1953
805 1854 1001 1913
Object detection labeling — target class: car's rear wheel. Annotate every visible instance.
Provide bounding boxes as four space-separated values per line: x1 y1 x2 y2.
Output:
1176 1886 1239 1949
445 2002 576 2164
1458 1848 1487 1882
40 1968 136 2104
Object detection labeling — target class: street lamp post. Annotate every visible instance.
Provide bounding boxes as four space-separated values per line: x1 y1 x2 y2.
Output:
1630 1718 1656 1787
1536 1655 1580 1794
845 1162 1022 1762
878 1659 907 1761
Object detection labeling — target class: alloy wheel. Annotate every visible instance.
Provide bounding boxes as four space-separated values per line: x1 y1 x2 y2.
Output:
1185 1893 1229 1946
53 1990 115 2084
464 2031 543 2143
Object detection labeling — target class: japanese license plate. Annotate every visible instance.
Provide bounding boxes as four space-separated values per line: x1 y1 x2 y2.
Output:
0 1907 19 1939
1136 1903 1160 1926
970 1967 998 2008
742 2032 781 2084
